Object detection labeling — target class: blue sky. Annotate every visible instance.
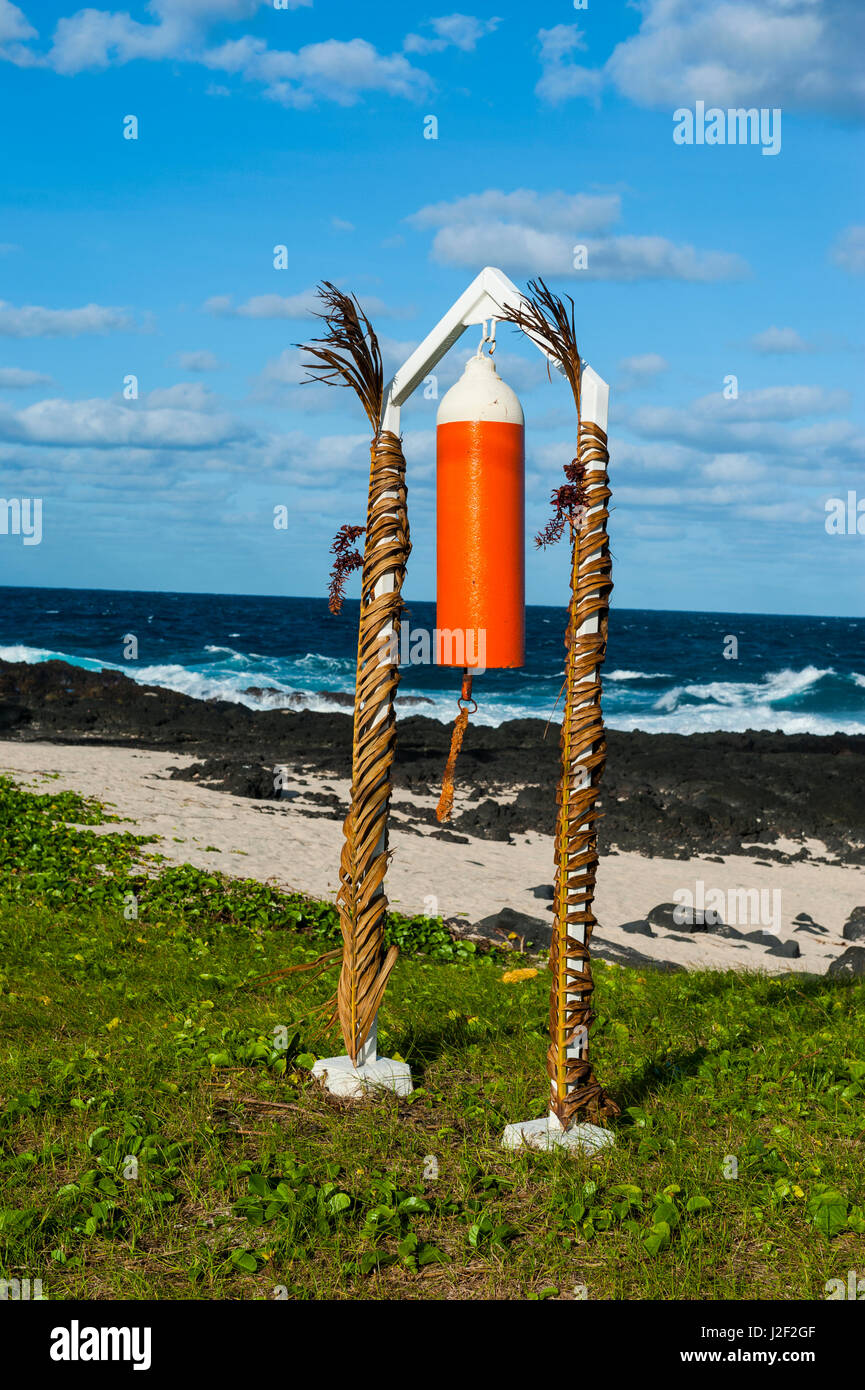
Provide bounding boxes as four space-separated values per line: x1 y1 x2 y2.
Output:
0 0 863 615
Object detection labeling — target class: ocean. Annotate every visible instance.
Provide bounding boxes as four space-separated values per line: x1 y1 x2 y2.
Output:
1 586 863 736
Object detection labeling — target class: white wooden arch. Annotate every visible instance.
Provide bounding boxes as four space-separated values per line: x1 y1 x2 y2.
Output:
316 268 611 1126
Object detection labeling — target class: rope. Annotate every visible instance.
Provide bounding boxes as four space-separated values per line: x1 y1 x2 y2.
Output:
336 429 411 1062
435 670 475 823
547 419 620 1126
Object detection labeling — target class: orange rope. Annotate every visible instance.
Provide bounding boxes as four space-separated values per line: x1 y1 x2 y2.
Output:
436 669 475 823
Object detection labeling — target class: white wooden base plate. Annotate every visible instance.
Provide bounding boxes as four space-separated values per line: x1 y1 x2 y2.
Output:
502 1117 615 1155
311 1055 413 1099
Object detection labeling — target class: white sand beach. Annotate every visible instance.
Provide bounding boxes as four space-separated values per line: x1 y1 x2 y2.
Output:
2 739 862 977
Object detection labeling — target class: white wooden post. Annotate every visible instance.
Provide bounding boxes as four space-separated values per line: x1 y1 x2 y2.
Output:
546 366 612 1140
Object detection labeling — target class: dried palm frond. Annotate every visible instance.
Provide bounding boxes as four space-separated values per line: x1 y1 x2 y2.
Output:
328 523 366 614
535 456 589 549
498 277 582 401
296 282 383 434
251 948 342 986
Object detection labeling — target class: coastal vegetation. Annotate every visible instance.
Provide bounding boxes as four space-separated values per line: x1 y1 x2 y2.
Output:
1 776 863 1300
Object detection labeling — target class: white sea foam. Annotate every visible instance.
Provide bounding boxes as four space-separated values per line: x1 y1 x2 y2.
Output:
295 651 355 674
3 644 862 734
608 669 671 681
608 706 865 737
203 644 245 658
654 666 835 713
0 644 114 671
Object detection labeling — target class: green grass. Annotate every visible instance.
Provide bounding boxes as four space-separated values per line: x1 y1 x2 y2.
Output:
1 774 863 1300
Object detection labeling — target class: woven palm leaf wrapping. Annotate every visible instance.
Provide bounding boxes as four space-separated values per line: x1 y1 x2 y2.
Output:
547 418 618 1125
298 286 411 1063
501 279 618 1127
335 430 409 1060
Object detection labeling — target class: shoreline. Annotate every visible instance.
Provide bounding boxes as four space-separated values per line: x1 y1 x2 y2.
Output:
2 656 864 866
2 738 863 980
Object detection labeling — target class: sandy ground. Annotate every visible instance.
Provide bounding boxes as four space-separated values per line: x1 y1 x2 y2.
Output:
3 740 862 977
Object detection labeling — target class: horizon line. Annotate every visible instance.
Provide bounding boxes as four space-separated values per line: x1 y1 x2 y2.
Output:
0 581 859 625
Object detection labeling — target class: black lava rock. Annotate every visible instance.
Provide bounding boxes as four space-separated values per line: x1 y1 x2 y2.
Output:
767 939 801 959
743 930 782 948
842 907 865 943
471 907 552 949
3 656 864 864
827 946 865 979
647 902 722 933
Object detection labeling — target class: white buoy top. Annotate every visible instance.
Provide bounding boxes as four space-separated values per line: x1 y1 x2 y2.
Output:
437 353 524 426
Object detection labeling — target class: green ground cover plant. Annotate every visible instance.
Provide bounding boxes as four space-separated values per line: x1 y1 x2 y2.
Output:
1 775 862 1299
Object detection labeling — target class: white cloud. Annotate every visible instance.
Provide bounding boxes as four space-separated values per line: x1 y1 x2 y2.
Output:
254 348 308 397
46 8 181 74
700 452 768 483
0 366 52 387
0 0 35 44
830 225 865 274
617 352 669 385
151 1 277 19
0 394 249 448
4 5 429 111
0 300 132 337
408 188 621 235
624 385 856 462
536 436 698 475
177 349 222 371
255 427 372 479
535 24 603 104
409 191 748 281
614 439 701 473
206 289 320 319
748 326 811 354
207 289 402 320
145 381 217 411
404 14 500 55
693 385 849 422
201 35 432 107
536 2 865 119
254 336 425 407
26 2 305 76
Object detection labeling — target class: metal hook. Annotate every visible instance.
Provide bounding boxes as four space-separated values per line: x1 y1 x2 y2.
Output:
475 319 497 359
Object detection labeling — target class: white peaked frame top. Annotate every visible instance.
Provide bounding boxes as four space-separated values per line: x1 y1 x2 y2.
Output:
380 265 608 432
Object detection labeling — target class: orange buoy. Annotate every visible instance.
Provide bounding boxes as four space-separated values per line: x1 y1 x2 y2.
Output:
436 351 525 670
